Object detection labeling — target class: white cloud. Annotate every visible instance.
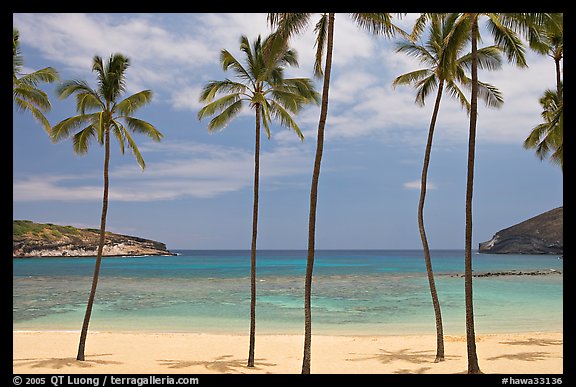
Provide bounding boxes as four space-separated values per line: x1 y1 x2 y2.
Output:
13 175 103 202
170 85 205 112
13 141 314 202
13 13 556 147
403 180 437 190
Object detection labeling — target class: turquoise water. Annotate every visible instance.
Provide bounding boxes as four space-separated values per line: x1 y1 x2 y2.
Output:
13 250 563 335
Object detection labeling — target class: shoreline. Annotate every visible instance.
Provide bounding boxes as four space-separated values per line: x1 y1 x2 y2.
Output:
12 326 563 336
13 330 563 374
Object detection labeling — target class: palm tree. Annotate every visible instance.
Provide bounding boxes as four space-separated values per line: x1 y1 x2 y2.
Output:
521 13 562 97
50 53 164 361
197 34 320 368
393 13 504 363
447 12 541 374
523 13 563 170
13 27 59 134
523 85 563 170
268 13 405 374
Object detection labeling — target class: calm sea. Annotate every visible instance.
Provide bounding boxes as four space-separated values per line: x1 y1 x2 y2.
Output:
13 250 563 335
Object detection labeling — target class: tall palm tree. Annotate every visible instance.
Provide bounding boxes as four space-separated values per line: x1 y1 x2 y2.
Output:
524 85 563 170
197 34 320 368
13 27 59 134
523 13 563 170
447 12 540 374
268 13 405 374
50 53 164 361
393 13 503 363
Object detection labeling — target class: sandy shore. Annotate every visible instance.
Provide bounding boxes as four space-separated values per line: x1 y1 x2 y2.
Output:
13 331 562 374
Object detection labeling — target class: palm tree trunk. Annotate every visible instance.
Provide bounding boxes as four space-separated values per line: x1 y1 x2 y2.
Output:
418 81 445 363
76 128 110 361
464 15 482 374
247 108 261 368
555 57 562 100
302 12 335 375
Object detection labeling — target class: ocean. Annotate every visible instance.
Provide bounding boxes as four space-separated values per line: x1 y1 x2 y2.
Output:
12 250 563 336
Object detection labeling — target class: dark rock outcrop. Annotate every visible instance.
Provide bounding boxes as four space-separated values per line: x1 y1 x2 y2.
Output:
13 220 176 257
478 207 563 254
442 269 562 278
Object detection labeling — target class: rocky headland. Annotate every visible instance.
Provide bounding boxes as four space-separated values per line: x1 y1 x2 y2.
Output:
13 220 176 257
478 207 563 254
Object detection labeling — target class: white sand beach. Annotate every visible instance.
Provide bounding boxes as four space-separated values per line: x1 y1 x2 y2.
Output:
13 330 563 374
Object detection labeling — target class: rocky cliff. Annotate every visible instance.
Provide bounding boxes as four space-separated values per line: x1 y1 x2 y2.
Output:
13 220 176 257
478 207 563 254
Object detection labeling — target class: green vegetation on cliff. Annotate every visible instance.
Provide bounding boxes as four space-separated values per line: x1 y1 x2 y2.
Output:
14 220 89 239
13 220 174 257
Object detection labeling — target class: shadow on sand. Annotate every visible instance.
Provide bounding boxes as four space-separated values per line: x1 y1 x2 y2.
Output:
13 353 122 369
498 338 563 347
346 348 461 365
487 351 555 362
158 355 276 373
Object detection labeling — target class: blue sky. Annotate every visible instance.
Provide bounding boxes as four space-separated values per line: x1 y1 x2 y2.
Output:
13 13 563 250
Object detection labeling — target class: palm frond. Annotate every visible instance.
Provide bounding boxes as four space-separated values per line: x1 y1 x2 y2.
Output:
313 14 328 78
92 55 105 86
72 126 97 155
395 42 436 66
409 13 431 42
198 80 247 103
240 36 256 75
477 81 504 108
282 78 321 105
115 90 153 116
76 91 103 115
445 80 471 114
96 111 105 145
13 83 52 112
13 97 52 133
122 126 146 170
57 80 99 102
259 104 272 140
110 121 126 155
221 49 254 86
268 13 312 40
486 14 528 68
414 75 438 107
267 89 302 113
16 67 59 87
266 66 286 88
268 77 320 113
392 69 433 90
123 117 164 142
523 86 562 170
458 46 503 72
352 13 407 39
198 93 243 121
97 53 130 102
524 122 552 159
206 99 244 132
277 47 299 70
13 27 20 54
268 100 304 141
50 114 98 144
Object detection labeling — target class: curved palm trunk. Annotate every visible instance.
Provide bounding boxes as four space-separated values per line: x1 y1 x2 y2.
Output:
464 16 481 374
419 80 445 363
302 13 335 375
76 128 110 361
247 108 261 367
